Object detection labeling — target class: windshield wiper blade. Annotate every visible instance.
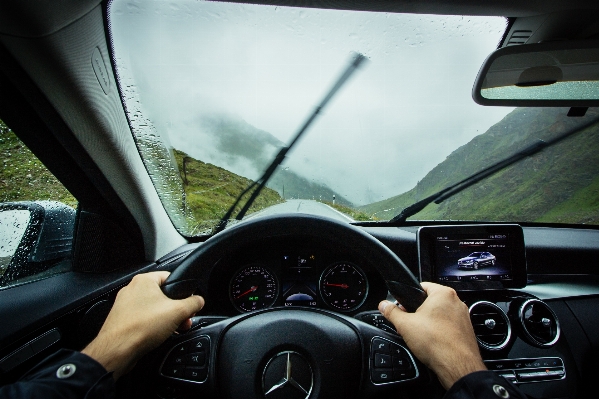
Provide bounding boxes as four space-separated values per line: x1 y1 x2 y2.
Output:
213 53 368 234
389 115 599 224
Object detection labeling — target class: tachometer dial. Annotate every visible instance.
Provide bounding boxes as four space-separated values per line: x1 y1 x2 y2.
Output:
320 262 368 311
230 265 278 312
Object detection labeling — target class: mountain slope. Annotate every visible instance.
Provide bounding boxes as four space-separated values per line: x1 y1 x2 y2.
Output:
0 120 76 207
361 108 599 224
197 114 353 206
174 149 283 232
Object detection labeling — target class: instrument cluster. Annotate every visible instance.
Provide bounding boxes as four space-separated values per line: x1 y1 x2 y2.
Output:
207 240 385 315
230 257 368 313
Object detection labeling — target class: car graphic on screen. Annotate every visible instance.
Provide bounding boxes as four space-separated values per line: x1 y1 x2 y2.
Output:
457 252 496 270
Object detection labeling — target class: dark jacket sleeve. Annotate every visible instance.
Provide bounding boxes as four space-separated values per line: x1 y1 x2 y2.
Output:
0 349 115 399
445 370 525 399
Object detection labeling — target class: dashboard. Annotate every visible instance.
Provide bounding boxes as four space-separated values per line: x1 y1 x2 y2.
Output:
154 222 599 398
204 224 531 316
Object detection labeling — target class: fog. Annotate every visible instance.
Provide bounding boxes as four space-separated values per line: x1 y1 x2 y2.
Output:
111 0 513 205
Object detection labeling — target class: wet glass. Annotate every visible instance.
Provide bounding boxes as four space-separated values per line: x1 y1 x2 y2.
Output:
109 1 508 234
106 2 599 229
0 210 30 275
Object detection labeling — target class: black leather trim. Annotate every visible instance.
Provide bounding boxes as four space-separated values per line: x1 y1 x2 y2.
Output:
0 263 154 352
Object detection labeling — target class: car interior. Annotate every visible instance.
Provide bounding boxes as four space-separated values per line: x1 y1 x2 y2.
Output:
1 1 599 398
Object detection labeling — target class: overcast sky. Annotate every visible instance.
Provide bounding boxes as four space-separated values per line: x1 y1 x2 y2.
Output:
111 0 513 205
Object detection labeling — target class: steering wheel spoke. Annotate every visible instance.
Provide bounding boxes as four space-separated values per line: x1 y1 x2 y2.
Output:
155 318 230 396
155 308 427 399
346 316 426 395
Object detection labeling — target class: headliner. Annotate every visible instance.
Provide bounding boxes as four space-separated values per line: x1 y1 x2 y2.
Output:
221 0 599 17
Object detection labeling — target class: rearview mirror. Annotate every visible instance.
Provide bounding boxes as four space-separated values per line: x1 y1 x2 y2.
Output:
473 40 599 107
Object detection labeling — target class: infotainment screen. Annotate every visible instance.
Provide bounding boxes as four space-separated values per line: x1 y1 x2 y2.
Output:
418 225 527 290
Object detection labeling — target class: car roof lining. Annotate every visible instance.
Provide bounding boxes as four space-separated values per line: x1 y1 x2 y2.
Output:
0 0 101 38
221 0 599 17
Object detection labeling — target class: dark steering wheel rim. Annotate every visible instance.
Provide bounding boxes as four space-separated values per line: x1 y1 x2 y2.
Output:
161 213 426 312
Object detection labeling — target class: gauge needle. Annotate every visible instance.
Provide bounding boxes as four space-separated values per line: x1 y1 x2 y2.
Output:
325 283 349 289
235 285 258 299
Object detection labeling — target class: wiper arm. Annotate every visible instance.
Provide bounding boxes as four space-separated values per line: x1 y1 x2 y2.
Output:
213 53 368 234
390 115 599 224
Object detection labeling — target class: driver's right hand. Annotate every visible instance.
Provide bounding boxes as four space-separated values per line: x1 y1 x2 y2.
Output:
378 282 486 390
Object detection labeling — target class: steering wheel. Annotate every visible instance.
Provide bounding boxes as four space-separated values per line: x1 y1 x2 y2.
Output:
157 214 426 399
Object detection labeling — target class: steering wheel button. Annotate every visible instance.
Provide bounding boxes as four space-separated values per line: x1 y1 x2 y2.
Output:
371 368 393 383
392 355 411 370
175 345 187 353
393 369 415 381
162 365 184 378
372 338 390 353
190 337 209 351
184 352 206 366
166 355 184 365
184 367 208 382
374 353 392 368
389 343 404 356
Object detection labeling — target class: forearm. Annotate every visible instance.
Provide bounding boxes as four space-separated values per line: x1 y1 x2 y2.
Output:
0 349 115 399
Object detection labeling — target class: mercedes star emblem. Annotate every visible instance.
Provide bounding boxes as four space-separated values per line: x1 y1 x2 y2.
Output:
262 351 313 399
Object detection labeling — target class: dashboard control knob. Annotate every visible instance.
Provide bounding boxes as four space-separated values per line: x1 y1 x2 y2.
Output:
485 318 497 329
541 317 551 327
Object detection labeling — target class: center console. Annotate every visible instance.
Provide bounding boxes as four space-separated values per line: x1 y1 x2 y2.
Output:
414 225 572 397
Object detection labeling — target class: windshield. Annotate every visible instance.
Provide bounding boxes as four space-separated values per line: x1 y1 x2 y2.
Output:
108 1 599 236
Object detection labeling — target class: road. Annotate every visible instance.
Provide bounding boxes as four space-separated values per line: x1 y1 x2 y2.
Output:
245 200 354 223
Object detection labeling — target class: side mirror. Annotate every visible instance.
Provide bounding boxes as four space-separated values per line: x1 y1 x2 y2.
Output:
473 40 599 107
0 201 75 287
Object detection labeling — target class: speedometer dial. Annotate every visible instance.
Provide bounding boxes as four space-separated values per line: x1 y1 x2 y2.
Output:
230 265 278 312
320 262 368 311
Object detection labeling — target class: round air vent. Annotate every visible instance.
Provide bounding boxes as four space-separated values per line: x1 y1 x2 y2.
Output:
469 301 511 350
519 299 560 347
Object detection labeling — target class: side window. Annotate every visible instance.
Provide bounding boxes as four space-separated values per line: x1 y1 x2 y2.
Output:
0 119 77 288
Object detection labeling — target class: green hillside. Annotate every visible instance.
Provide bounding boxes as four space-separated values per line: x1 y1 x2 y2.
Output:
0 120 76 207
361 108 599 224
174 150 283 230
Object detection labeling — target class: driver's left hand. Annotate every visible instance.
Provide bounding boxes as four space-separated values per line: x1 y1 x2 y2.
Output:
82 271 205 380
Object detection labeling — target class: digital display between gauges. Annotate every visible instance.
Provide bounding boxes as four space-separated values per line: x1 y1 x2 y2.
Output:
282 253 319 308
230 265 278 312
319 262 368 311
